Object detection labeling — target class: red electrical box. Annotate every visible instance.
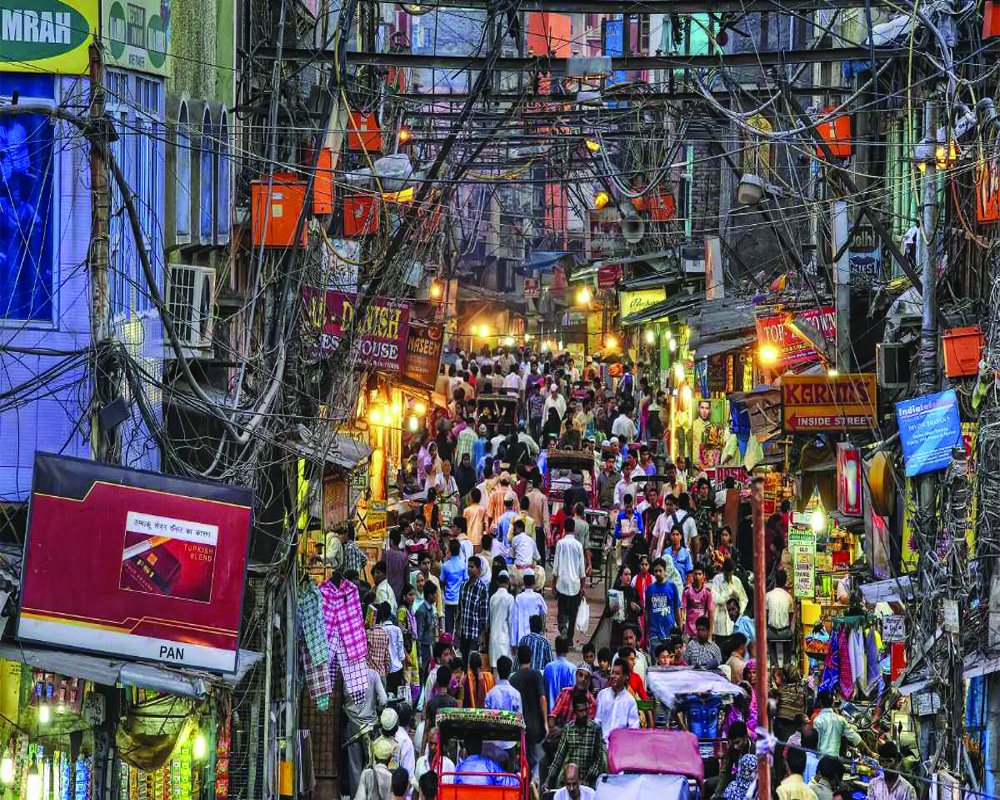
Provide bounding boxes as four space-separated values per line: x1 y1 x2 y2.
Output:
344 195 380 237
985 1 1000 38
314 148 335 215
251 175 307 248
347 111 383 153
816 108 852 159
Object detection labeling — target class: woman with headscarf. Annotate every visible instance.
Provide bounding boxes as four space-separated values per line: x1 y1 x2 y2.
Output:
722 754 759 800
454 452 477 500
610 566 643 648
542 406 563 443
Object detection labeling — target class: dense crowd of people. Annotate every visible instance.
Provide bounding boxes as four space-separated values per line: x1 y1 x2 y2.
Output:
327 346 906 800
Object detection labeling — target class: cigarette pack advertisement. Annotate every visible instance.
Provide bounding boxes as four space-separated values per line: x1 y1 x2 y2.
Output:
18 454 253 673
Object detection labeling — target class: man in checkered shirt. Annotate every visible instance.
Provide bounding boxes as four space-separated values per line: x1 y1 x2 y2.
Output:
339 525 368 578
455 556 489 662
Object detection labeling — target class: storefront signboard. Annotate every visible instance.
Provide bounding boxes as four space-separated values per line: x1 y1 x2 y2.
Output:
104 0 170 75
896 390 962 476
303 287 411 371
402 323 444 389
0 0 97 73
619 288 665 321
19 453 252 673
755 307 836 366
788 516 816 598
781 373 876 432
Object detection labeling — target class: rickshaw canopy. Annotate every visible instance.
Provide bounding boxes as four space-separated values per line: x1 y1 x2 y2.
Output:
607 729 704 781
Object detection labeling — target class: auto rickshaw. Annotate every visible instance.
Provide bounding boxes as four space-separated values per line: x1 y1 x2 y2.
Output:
434 708 529 800
598 729 705 800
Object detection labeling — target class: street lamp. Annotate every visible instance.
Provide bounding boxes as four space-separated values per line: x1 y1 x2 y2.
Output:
576 286 591 305
429 279 443 300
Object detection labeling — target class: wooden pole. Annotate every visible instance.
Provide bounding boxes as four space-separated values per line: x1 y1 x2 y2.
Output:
752 477 771 800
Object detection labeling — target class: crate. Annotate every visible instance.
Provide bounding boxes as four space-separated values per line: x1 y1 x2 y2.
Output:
347 111 382 153
942 325 983 377
251 175 307 248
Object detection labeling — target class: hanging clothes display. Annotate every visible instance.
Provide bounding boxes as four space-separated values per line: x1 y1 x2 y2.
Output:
838 624 854 699
319 578 369 705
298 582 332 709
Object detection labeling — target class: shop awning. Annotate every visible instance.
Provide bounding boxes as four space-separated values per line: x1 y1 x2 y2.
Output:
287 426 372 470
523 251 572 272
694 334 756 360
0 643 262 698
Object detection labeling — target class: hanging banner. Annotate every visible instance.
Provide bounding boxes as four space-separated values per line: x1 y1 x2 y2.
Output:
788 516 816 598
896 390 963 476
18 453 252 673
0 0 97 73
103 0 170 75
402 323 444 389
756 307 837 366
781 373 877 432
303 287 411 372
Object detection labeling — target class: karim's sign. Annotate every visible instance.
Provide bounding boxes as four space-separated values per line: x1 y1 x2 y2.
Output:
0 0 97 73
303 287 411 372
782 373 876 432
18 453 252 672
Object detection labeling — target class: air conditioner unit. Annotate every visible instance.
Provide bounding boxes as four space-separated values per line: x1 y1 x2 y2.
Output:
167 264 216 357
877 342 911 389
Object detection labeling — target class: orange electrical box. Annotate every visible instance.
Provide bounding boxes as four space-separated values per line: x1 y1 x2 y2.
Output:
348 111 383 153
251 175 308 248
343 195 380 237
314 148 335 214
816 108 852 159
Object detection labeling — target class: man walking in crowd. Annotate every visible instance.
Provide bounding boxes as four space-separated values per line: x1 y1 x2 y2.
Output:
554 517 586 644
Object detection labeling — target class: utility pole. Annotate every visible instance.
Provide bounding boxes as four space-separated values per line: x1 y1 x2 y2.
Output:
89 43 110 462
751 477 770 800
831 200 851 371
914 94 941 769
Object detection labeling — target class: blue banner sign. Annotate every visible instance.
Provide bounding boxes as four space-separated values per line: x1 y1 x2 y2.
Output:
896 390 962 476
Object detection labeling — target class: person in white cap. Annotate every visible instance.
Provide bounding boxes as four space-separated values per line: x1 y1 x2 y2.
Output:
544 382 567 421
381 707 415 783
356 736 395 800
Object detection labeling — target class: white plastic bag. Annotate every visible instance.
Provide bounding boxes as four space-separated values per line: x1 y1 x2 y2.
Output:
576 596 591 633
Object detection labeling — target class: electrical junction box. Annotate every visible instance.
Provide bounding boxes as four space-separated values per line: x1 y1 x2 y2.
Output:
251 175 308 248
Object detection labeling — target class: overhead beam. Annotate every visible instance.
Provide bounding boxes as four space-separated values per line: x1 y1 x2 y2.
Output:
269 46 903 71
402 0 887 11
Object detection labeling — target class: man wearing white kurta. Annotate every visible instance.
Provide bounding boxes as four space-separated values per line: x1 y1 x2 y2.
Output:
489 573 516 668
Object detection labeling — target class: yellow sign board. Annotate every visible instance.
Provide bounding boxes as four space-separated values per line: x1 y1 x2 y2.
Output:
619 288 666 321
0 0 98 73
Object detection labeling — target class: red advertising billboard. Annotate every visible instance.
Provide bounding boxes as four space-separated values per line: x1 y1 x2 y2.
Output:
18 454 252 673
303 287 411 372
755 306 836 366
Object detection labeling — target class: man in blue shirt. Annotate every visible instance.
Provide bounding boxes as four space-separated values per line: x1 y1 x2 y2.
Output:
614 494 644 544
455 735 518 786
727 596 755 647
645 558 681 651
441 539 468 635
544 636 577 712
495 495 519 546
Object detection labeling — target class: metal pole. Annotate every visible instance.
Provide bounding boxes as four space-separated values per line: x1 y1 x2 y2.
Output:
88 44 109 462
831 200 851 371
263 589 274 798
752 478 771 800
285 564 298 798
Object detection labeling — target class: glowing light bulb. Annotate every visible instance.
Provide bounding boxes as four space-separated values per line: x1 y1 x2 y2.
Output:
593 190 610 210
478 324 490 338
370 408 383 426
668 338 677 352
1 751 15 784
606 335 617 349
811 509 826 533
193 733 207 761
398 127 413 144
681 385 693 405
504 336 515 346
585 139 601 152
38 705 50 724
673 363 684 382
645 329 655 345
759 344 779 364
429 280 442 299
414 401 427 416
576 287 591 305
828 367 839 377
408 416 419 432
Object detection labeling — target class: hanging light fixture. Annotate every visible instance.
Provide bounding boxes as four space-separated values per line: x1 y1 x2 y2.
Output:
25 770 40 800
193 732 208 761
399 3 433 14
1 750 14 784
